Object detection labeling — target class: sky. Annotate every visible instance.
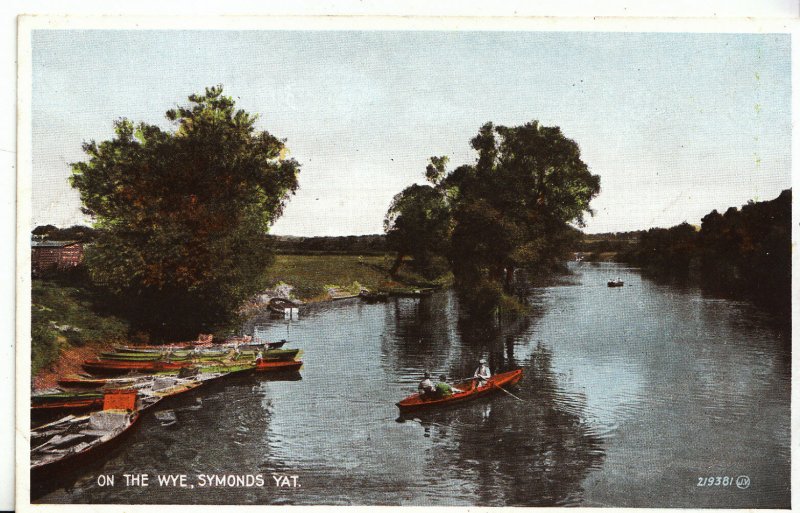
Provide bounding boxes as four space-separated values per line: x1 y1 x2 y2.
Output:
30 30 791 236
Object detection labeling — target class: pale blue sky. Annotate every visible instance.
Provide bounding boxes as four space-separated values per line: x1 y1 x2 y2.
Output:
31 30 791 235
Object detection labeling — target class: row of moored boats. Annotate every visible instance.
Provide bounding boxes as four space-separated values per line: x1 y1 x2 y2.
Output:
30 337 303 483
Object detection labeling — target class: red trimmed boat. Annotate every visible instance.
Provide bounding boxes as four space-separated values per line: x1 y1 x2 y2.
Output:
396 368 523 413
254 359 303 372
82 359 189 375
58 374 146 389
32 392 105 417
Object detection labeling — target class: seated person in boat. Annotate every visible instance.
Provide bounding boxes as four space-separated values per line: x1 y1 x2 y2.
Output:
434 374 463 397
474 359 491 387
255 349 264 364
418 372 435 397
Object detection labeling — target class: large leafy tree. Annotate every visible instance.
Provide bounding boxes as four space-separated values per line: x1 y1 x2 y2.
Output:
446 121 600 292
384 157 452 278
384 121 600 305
70 86 300 339
384 181 451 279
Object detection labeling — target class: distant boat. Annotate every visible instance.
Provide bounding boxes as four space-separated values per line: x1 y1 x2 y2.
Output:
607 278 624 287
359 289 389 302
388 288 434 298
268 297 300 315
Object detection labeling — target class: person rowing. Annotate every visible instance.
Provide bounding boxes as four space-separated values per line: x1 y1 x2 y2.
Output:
435 374 463 397
474 359 491 387
418 372 435 397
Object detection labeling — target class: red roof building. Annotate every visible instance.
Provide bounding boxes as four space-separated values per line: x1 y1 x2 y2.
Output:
31 240 84 272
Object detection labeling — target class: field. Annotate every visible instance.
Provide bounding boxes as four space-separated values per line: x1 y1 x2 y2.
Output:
264 254 448 301
30 253 447 378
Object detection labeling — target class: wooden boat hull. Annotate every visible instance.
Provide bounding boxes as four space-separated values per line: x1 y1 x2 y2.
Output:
607 281 624 287
359 291 389 302
30 410 140 484
260 348 300 361
57 377 109 388
388 288 434 298
396 369 523 412
254 359 303 372
32 391 105 413
82 359 189 375
31 397 105 418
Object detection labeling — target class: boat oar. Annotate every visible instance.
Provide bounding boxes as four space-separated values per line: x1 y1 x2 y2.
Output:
413 417 446 427
393 416 445 427
490 382 526 403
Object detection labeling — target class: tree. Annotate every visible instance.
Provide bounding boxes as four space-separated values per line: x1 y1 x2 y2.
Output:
446 121 600 292
384 179 451 279
70 86 300 340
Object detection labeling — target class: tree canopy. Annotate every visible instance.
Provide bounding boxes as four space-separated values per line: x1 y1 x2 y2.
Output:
70 86 300 339
384 120 600 309
384 158 452 278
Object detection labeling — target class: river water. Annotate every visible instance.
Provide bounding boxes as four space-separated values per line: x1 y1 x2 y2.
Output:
36 263 790 507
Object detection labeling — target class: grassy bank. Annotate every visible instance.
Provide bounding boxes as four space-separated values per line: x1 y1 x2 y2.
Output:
31 254 448 377
31 279 129 376
264 254 450 301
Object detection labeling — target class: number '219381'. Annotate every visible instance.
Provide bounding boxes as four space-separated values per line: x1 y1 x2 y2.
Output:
697 476 750 489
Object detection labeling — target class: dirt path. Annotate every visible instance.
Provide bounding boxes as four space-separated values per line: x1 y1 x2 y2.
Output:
32 341 113 390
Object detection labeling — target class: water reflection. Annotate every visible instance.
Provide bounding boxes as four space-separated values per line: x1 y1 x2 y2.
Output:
404 342 605 506
35 264 790 507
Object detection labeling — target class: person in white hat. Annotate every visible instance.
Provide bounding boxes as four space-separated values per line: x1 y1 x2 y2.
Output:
418 371 435 397
473 359 491 387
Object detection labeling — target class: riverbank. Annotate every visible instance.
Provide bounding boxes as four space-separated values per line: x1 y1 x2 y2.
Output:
253 254 448 304
32 254 448 387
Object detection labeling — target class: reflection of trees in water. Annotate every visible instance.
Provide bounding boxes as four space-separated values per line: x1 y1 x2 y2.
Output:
381 286 550 384
379 293 458 376
417 344 605 506
453 312 533 378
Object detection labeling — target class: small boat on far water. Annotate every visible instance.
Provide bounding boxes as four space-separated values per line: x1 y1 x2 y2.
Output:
396 369 523 413
607 278 624 287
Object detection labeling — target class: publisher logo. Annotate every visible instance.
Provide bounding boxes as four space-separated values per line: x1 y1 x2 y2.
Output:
736 476 751 490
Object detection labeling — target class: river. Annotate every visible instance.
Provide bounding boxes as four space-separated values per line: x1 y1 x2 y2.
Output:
35 262 791 507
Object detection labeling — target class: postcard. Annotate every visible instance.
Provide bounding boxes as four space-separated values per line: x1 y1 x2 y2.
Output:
15 15 796 511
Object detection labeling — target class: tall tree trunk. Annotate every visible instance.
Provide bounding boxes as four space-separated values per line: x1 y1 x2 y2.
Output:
504 266 515 292
389 253 405 279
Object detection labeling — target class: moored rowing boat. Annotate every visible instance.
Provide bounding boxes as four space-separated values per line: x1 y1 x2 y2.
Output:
31 390 140 483
82 359 190 375
254 359 303 372
396 368 523 412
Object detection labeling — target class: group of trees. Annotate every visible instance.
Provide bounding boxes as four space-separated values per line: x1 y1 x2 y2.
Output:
385 121 601 312
268 234 387 255
56 85 602 336
68 86 300 340
31 224 99 242
625 190 791 308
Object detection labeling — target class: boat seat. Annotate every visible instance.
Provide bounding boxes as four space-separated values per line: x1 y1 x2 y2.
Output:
89 411 129 431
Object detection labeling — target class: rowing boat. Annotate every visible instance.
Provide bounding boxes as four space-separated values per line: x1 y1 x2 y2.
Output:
31 390 139 482
31 409 140 481
254 359 303 372
82 359 189 375
258 348 300 361
31 392 105 416
395 368 523 412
